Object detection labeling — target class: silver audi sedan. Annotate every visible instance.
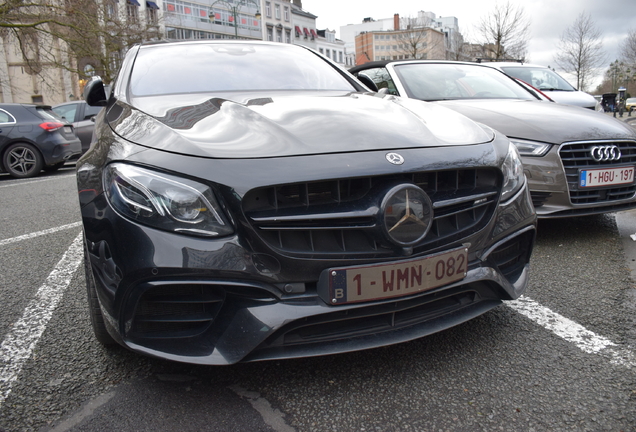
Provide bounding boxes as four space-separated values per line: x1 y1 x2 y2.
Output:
351 60 636 218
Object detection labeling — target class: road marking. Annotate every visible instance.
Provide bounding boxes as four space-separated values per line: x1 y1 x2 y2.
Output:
0 174 75 189
507 296 636 368
0 222 82 247
0 233 83 408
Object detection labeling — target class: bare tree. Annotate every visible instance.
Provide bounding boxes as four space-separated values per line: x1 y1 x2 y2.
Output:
0 0 161 99
476 1 530 60
621 28 636 66
554 12 606 91
395 16 445 60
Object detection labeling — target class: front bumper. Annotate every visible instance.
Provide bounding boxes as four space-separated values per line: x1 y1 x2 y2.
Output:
523 140 636 218
82 180 536 365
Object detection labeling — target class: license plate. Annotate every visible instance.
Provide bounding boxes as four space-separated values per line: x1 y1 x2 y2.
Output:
326 247 468 305
64 126 73 134
579 166 634 188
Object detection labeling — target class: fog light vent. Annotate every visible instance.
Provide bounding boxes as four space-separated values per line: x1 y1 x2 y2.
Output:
130 285 224 338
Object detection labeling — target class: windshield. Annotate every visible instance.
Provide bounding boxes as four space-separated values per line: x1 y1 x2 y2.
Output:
130 43 356 96
393 63 536 101
500 66 576 91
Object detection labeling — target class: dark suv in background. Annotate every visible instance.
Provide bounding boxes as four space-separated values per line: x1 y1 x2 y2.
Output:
0 103 81 178
53 101 102 154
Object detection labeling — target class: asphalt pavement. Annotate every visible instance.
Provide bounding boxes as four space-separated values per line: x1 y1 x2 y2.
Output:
1 161 636 432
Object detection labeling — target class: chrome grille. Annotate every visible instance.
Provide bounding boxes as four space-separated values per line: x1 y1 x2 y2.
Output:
243 169 500 258
558 140 636 204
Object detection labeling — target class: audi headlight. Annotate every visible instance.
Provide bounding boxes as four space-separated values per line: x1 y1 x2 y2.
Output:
501 142 525 201
510 138 551 157
104 163 233 237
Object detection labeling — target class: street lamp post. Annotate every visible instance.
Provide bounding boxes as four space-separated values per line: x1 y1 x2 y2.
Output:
209 0 261 39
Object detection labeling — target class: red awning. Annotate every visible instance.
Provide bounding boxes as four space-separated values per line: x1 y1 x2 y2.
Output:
303 28 310 36
295 26 302 36
310 29 317 38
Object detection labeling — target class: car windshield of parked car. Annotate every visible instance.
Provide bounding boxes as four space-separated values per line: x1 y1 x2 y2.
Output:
52 104 77 122
393 63 536 102
500 66 576 91
130 43 356 96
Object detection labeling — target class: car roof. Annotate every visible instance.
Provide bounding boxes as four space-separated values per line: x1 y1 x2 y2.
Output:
349 59 494 74
53 101 85 107
485 62 552 70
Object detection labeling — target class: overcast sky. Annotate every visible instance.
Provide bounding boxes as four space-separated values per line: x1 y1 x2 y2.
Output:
302 0 636 89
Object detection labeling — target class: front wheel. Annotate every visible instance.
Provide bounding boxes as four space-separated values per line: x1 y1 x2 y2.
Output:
3 143 44 178
84 242 116 345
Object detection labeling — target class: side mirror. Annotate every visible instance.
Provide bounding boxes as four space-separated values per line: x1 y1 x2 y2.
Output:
83 76 108 107
356 73 379 92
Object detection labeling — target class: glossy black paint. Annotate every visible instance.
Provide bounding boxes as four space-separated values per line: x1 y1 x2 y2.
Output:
77 41 536 364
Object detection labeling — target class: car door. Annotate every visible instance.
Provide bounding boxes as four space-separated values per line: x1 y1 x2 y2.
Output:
74 103 101 153
0 107 17 153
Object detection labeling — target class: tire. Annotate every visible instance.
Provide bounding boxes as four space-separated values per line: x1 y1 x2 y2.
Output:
44 161 65 172
3 142 44 178
84 242 116 345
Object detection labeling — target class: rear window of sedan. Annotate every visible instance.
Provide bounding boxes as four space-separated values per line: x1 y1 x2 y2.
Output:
129 43 356 96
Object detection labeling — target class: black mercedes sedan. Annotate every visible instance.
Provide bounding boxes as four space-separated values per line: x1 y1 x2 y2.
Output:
77 41 536 365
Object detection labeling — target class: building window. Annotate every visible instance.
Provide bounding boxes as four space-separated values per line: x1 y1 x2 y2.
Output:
339 51 343 63
319 48 324 54
267 26 273 41
276 28 282 42
105 1 117 19
274 4 280 19
283 6 289 21
126 0 139 22
285 30 291 43
265 1 271 17
146 1 159 24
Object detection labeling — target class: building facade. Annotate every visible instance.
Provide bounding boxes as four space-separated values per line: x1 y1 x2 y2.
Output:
164 0 261 40
260 0 292 43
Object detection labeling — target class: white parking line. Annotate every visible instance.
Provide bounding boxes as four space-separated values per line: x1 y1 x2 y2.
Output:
0 222 82 247
506 296 636 368
0 174 75 189
0 233 83 407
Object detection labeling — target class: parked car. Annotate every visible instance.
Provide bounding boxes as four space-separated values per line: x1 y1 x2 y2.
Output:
484 62 602 111
350 60 636 218
0 103 81 178
77 41 536 365
626 97 636 112
52 101 102 154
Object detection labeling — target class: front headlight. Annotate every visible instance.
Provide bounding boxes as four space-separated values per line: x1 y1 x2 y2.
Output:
501 142 525 201
510 138 551 157
104 163 233 237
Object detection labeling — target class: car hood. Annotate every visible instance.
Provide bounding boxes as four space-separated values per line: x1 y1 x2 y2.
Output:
435 99 635 144
540 90 598 109
105 92 493 158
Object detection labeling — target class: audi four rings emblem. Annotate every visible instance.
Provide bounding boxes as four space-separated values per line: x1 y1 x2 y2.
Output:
590 145 622 162
386 152 405 165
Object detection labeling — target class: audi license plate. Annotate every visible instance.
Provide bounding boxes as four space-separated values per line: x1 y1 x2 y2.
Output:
326 247 468 305
579 166 635 188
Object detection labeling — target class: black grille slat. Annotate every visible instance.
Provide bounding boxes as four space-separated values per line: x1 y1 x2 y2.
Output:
244 169 499 258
